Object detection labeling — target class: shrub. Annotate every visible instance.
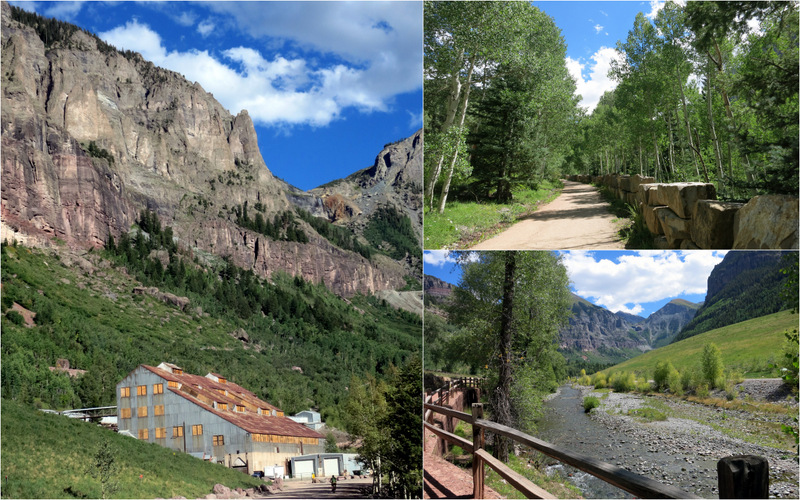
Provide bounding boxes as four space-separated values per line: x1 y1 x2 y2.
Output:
653 361 673 391
610 371 636 393
702 343 725 389
591 372 607 389
583 396 600 413
667 370 684 396
578 374 592 386
6 310 25 326
695 383 710 398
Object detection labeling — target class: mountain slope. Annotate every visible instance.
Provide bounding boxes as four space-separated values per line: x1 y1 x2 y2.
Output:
599 310 797 378
639 299 702 348
674 251 795 342
0 3 415 297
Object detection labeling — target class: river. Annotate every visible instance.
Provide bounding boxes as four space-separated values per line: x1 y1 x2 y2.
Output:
535 384 798 499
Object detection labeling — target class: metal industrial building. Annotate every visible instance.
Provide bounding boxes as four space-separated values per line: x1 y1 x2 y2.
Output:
116 362 325 475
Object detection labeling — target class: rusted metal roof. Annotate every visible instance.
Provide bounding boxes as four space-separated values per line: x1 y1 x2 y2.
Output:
140 364 324 439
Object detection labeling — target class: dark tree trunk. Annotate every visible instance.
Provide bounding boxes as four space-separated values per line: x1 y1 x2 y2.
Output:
493 251 516 463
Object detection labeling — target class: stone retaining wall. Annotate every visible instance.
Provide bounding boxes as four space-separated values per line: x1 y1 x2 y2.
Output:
566 174 798 249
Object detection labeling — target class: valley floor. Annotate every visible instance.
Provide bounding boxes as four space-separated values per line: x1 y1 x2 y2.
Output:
579 384 798 498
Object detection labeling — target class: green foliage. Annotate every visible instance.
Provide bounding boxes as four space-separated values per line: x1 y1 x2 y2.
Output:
653 361 680 392
1 399 264 498
583 396 600 413
232 204 310 245
609 371 636 393
363 205 421 261
85 439 119 499
344 356 422 498
591 372 607 389
324 431 339 453
447 251 571 436
5 309 24 326
295 208 372 259
628 407 667 422
2 223 420 426
84 141 115 165
701 343 725 389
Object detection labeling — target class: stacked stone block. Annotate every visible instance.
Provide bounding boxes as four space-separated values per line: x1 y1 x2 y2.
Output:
564 174 798 249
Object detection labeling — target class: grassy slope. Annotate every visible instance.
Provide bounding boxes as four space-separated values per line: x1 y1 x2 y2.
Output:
1 399 264 499
597 310 798 378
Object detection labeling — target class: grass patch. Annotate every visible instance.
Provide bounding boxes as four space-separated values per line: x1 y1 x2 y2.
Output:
627 407 667 422
1 399 264 499
424 181 562 249
484 452 582 499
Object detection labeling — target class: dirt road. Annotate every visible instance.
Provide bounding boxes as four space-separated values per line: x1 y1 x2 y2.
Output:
471 180 625 250
268 477 373 498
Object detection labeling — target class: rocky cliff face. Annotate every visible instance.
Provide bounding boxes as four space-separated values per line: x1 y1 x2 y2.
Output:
0 3 410 297
559 294 700 358
638 299 701 348
559 294 646 353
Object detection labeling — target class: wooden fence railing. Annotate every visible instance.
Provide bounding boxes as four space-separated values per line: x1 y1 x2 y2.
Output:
424 401 700 499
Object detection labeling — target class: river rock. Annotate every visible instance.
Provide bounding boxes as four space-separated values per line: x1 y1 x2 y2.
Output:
691 200 743 249
733 195 799 249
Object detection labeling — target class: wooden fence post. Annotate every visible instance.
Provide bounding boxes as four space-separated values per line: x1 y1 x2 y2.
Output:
472 403 485 499
718 455 769 499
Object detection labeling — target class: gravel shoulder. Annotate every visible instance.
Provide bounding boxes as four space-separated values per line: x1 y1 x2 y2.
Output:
579 385 798 498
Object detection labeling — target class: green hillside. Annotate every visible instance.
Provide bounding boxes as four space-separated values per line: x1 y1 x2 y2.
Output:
1 234 420 426
597 310 798 378
0 399 263 499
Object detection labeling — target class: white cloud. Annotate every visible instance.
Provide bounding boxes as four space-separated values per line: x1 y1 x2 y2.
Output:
561 251 727 315
175 12 196 27
99 6 421 128
645 0 666 20
423 251 455 267
43 1 83 21
594 24 603 35
197 20 215 38
566 46 623 113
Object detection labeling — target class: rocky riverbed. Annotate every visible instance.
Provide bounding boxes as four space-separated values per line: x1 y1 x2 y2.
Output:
580 385 798 498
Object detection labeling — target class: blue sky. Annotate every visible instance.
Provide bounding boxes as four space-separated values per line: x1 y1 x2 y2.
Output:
533 1 669 112
15 1 422 191
423 250 727 318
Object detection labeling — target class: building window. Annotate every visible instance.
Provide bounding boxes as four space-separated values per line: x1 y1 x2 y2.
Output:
154 405 164 416
173 368 183 375
120 387 130 398
155 427 166 439
138 428 149 440
138 406 148 417
120 408 131 419
168 380 179 388
173 426 184 438
153 383 164 394
235 405 245 413
213 435 224 446
137 385 147 396
216 402 228 410
192 424 203 436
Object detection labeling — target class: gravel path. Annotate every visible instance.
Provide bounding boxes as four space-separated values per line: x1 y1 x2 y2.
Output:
470 180 624 250
582 387 799 498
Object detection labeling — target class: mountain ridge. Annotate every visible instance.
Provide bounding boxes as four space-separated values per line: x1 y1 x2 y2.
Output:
0 2 420 297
